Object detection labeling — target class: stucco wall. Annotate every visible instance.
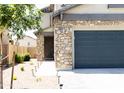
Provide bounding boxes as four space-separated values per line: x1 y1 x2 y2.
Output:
41 13 52 29
65 4 124 14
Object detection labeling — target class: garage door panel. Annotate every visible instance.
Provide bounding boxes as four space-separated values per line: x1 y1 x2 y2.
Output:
75 31 124 68
75 59 124 68
75 49 97 57
76 47 124 56
76 37 97 41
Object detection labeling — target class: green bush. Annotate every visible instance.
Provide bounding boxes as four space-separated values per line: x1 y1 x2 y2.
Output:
15 54 24 63
24 54 31 61
21 56 24 62
20 66 24 71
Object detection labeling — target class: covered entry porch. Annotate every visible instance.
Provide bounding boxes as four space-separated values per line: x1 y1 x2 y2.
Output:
44 32 54 60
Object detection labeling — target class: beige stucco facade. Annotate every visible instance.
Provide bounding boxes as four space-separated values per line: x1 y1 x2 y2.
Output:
65 4 124 14
41 13 52 29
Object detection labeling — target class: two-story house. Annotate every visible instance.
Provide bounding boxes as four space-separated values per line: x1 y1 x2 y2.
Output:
36 4 124 70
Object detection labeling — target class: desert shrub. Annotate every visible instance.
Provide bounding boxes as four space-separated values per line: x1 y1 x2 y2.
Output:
24 54 31 61
21 56 24 62
15 54 24 63
20 66 24 71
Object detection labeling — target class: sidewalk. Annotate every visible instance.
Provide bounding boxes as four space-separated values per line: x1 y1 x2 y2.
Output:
36 61 57 76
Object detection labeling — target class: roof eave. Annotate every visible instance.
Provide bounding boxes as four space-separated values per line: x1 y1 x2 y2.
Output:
52 4 82 17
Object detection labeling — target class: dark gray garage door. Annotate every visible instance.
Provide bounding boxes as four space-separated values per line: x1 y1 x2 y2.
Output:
75 31 124 68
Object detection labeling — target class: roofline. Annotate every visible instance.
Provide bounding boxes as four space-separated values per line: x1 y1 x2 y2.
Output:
34 27 51 34
24 35 37 40
62 13 124 21
34 4 82 35
108 4 124 8
52 4 81 17
41 5 50 10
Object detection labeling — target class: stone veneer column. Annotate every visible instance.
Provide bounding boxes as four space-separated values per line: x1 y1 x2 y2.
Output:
54 27 73 70
36 32 44 61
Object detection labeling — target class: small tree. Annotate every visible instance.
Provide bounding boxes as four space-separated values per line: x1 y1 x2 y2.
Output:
0 4 42 89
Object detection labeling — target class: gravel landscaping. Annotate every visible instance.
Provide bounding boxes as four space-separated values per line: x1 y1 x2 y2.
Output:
3 59 59 89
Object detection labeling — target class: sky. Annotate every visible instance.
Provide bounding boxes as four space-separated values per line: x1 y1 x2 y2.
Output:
25 4 50 39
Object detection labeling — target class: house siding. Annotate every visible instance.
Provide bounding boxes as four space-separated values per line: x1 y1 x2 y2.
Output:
41 13 52 29
64 4 124 14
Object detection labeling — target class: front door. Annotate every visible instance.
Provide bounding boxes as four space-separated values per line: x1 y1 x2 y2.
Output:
44 36 54 60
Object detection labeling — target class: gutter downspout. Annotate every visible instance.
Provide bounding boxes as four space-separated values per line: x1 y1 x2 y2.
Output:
50 13 52 27
60 12 63 21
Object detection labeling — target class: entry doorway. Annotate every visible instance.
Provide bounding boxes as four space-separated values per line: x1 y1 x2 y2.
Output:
44 36 54 60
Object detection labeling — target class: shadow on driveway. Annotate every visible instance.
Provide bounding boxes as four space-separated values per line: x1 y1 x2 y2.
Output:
59 68 124 74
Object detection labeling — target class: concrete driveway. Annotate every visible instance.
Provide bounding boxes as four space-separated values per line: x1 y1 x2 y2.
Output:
36 61 57 76
58 68 124 89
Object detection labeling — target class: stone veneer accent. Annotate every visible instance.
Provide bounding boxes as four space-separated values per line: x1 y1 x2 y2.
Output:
35 17 124 70
54 18 124 70
35 32 44 61
54 27 73 69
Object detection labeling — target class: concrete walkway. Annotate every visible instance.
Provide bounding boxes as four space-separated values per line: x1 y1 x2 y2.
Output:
58 68 124 89
36 61 57 76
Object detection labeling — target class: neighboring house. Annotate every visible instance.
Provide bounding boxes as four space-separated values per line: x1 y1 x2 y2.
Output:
15 35 37 59
2 30 10 45
0 30 12 65
35 4 124 70
17 35 37 47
